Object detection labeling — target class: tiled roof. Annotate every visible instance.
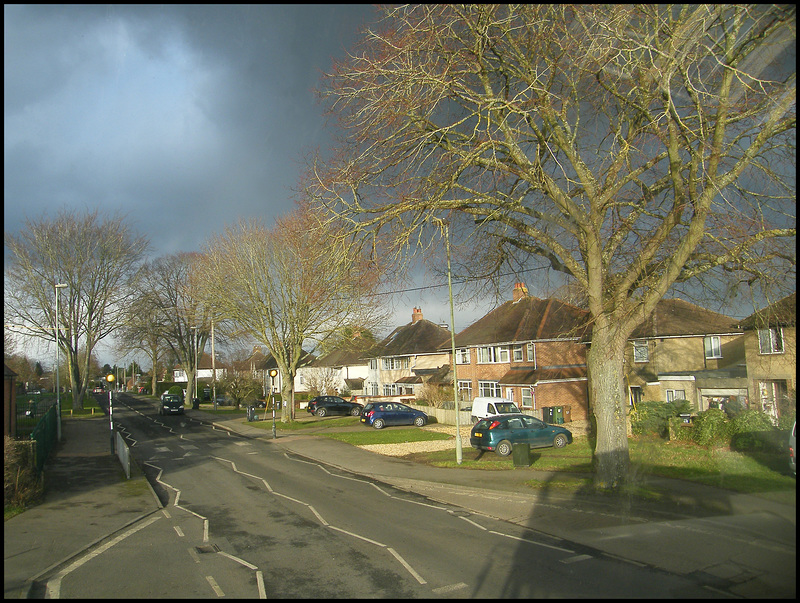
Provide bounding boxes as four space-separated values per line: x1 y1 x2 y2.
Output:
497 365 587 385
451 296 590 347
310 338 375 368
737 293 796 329
629 298 740 338
231 347 314 371
367 319 451 357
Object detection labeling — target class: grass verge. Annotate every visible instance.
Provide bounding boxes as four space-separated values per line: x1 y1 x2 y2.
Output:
326 431 796 499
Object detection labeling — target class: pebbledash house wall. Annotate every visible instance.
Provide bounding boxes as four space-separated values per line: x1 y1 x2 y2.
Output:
625 333 745 409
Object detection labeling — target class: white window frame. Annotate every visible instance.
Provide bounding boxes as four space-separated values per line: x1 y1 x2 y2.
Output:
512 345 524 362
704 336 722 359
666 389 686 402
455 348 470 364
457 380 472 401
476 346 510 364
478 380 502 397
633 340 649 363
758 327 784 354
521 387 532 408
382 357 410 370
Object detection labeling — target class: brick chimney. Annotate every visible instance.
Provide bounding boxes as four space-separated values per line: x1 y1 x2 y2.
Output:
412 307 423 323
512 282 529 302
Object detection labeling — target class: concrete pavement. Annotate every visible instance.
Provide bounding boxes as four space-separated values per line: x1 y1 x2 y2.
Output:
5 405 796 599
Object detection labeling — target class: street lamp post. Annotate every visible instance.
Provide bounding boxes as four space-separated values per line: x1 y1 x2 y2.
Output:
54 283 68 440
211 319 217 411
54 283 67 442
106 373 116 453
269 369 278 439
190 326 198 405
444 223 463 464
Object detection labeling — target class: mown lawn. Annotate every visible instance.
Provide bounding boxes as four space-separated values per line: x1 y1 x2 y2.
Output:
320 428 796 499
200 410 795 500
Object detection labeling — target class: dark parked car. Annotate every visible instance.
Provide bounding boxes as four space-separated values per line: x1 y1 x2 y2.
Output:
306 395 363 417
159 394 185 416
470 413 572 456
360 402 428 429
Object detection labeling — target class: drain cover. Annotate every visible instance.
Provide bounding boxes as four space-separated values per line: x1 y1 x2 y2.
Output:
195 544 220 554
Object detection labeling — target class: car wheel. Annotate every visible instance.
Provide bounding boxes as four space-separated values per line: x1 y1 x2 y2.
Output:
496 440 513 457
373 418 385 429
413 416 426 427
317 407 327 417
553 433 568 449
350 406 362 416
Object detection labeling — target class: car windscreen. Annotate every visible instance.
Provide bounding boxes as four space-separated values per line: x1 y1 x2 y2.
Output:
495 403 520 413
474 419 495 429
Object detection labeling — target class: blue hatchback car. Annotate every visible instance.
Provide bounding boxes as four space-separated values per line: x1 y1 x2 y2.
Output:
470 413 572 456
360 402 428 429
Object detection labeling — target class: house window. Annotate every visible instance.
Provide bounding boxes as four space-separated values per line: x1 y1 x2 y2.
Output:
629 386 642 407
521 387 532 408
666 389 686 402
758 327 784 354
455 348 470 364
704 336 722 359
369 359 378 370
457 380 472 401
527 343 536 366
478 381 502 397
382 357 410 370
633 341 649 363
383 384 399 396
476 346 509 363
512 345 524 362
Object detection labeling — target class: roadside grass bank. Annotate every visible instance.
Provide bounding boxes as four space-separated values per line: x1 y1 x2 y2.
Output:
190 405 794 501
332 429 797 500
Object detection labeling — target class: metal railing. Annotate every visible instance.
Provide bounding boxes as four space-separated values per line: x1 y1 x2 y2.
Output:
29 405 57 473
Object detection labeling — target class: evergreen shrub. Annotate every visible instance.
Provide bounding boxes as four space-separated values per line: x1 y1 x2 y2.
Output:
630 400 691 437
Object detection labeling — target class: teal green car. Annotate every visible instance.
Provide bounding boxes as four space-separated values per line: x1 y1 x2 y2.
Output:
470 413 572 456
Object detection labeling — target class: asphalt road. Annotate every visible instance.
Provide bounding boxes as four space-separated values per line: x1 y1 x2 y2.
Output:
55 393 735 598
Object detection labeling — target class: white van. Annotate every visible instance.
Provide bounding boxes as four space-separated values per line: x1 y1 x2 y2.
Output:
469 397 522 423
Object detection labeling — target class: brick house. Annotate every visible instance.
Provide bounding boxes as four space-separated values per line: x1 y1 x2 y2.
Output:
625 298 747 412
447 283 591 422
363 308 452 399
737 293 796 422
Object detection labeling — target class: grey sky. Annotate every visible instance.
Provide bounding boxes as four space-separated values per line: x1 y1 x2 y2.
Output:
5 4 375 253
5 5 488 363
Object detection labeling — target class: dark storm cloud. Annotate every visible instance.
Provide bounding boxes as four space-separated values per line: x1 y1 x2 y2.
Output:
4 4 376 256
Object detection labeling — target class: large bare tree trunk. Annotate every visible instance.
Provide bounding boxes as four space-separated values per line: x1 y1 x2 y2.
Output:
586 325 630 489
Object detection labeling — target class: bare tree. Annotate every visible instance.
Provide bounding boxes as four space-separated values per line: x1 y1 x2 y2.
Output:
4 208 149 409
218 372 261 411
309 5 796 488
302 367 341 397
144 253 213 402
116 288 172 397
200 206 387 422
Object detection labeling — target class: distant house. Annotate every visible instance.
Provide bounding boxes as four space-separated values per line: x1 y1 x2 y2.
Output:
625 298 747 412
297 332 374 396
737 293 796 422
231 345 315 396
448 283 591 422
172 352 226 383
363 308 452 399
